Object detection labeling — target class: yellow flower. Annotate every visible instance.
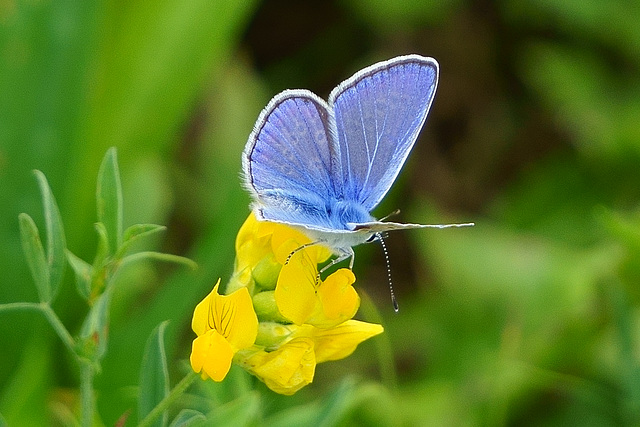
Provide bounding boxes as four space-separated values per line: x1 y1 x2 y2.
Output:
237 338 316 395
236 320 383 395
234 213 331 286
192 213 385 395
234 213 276 276
301 320 384 363
190 280 258 382
275 250 359 328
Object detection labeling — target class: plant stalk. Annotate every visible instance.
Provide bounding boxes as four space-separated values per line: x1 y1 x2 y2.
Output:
137 370 199 427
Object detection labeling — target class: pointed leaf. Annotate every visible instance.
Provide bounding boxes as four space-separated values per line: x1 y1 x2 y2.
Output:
97 147 123 255
117 224 167 257
205 391 261 426
314 378 358 427
66 250 93 300
19 213 50 302
169 410 206 427
123 223 166 243
93 222 111 268
120 252 198 270
33 170 66 301
139 321 170 427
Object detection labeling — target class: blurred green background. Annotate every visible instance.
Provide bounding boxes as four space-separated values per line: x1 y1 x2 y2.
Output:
2 0 640 425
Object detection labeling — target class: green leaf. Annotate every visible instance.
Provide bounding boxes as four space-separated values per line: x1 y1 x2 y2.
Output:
66 250 93 300
78 289 111 361
120 251 198 271
18 171 67 303
314 378 359 427
97 147 123 255
33 170 66 301
123 223 166 243
139 321 170 427
168 410 206 427
93 222 111 268
18 213 50 302
205 391 261 427
117 223 167 257
263 379 358 427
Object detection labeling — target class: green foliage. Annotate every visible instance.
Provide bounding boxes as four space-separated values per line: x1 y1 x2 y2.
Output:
2 149 196 425
169 409 206 427
139 322 170 427
18 214 51 303
97 147 124 256
18 171 66 303
2 0 640 425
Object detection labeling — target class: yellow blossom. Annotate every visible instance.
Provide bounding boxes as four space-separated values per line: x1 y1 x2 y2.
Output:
275 250 359 328
235 213 330 276
192 213 385 395
190 280 258 382
238 338 316 395
236 320 383 395
300 320 384 363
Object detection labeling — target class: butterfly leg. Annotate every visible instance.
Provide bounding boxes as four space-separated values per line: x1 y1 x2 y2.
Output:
318 247 355 275
285 240 328 265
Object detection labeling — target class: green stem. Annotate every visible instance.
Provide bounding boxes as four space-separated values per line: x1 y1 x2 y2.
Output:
138 370 199 427
80 360 95 427
0 301 95 424
0 302 76 354
0 301 43 313
40 304 76 354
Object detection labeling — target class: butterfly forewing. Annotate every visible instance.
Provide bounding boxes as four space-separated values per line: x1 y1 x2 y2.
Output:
329 56 439 212
244 90 338 204
243 55 445 246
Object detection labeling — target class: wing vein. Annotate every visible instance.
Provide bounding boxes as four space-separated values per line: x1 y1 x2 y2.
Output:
265 100 327 193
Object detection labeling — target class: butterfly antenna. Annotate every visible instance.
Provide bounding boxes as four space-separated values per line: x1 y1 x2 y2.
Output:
376 232 399 312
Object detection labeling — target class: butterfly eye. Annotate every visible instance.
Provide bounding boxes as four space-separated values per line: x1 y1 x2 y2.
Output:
366 234 378 243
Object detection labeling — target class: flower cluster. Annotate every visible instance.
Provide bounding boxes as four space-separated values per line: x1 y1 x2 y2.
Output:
190 213 383 395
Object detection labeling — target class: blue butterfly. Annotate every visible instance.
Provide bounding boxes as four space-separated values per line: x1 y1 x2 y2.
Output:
243 54 473 269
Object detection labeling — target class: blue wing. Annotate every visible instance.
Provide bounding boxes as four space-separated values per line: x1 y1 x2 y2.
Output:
243 89 340 229
328 55 439 211
243 55 440 242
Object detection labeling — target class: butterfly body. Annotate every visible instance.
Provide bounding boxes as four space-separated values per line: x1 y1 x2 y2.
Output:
243 54 472 257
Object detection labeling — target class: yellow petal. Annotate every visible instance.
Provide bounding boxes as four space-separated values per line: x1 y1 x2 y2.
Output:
255 216 278 239
235 239 270 277
313 268 359 327
311 320 384 363
272 234 332 266
191 280 222 337
190 330 234 382
273 237 308 266
275 250 318 325
191 281 258 351
242 338 316 395
213 286 259 350
270 227 310 262
235 213 261 252
235 214 274 273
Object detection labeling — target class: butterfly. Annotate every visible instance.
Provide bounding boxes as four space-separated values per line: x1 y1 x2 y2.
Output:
243 54 473 273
